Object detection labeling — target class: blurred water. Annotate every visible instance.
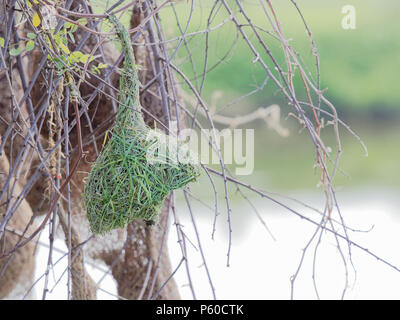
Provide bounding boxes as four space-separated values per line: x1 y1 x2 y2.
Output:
170 187 400 299
31 187 400 300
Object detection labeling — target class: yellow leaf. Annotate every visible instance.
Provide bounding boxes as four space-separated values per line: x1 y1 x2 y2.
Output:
32 12 41 27
33 0 39 3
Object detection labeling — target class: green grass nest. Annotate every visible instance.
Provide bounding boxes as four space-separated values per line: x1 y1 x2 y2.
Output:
82 16 200 234
83 125 200 234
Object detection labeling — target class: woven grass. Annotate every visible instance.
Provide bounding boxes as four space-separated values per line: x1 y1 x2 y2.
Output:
82 16 200 234
83 125 200 234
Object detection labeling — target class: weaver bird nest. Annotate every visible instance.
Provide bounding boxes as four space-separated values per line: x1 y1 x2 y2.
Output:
82 15 200 234
83 124 200 234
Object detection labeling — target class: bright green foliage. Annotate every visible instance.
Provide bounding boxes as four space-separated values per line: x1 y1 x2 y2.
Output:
27 32 36 40
158 0 400 111
1 33 36 56
45 19 97 76
10 45 23 56
25 40 35 52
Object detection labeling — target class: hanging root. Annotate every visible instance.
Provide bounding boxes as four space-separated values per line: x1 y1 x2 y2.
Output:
47 80 64 198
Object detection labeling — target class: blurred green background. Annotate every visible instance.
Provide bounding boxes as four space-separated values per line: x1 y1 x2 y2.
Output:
162 0 400 112
94 0 400 191
158 0 400 191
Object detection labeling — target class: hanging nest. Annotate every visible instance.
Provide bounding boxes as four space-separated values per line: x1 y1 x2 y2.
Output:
82 16 200 234
83 126 200 234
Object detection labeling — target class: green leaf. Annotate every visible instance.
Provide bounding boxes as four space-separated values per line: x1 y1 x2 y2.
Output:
56 69 66 76
97 63 108 69
59 42 70 54
25 40 35 52
27 32 36 40
70 24 78 33
77 18 87 26
69 50 83 63
53 33 62 44
56 59 64 69
91 65 100 75
61 35 68 45
79 53 90 63
0 37 4 48
71 50 83 58
68 31 75 44
10 45 23 56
